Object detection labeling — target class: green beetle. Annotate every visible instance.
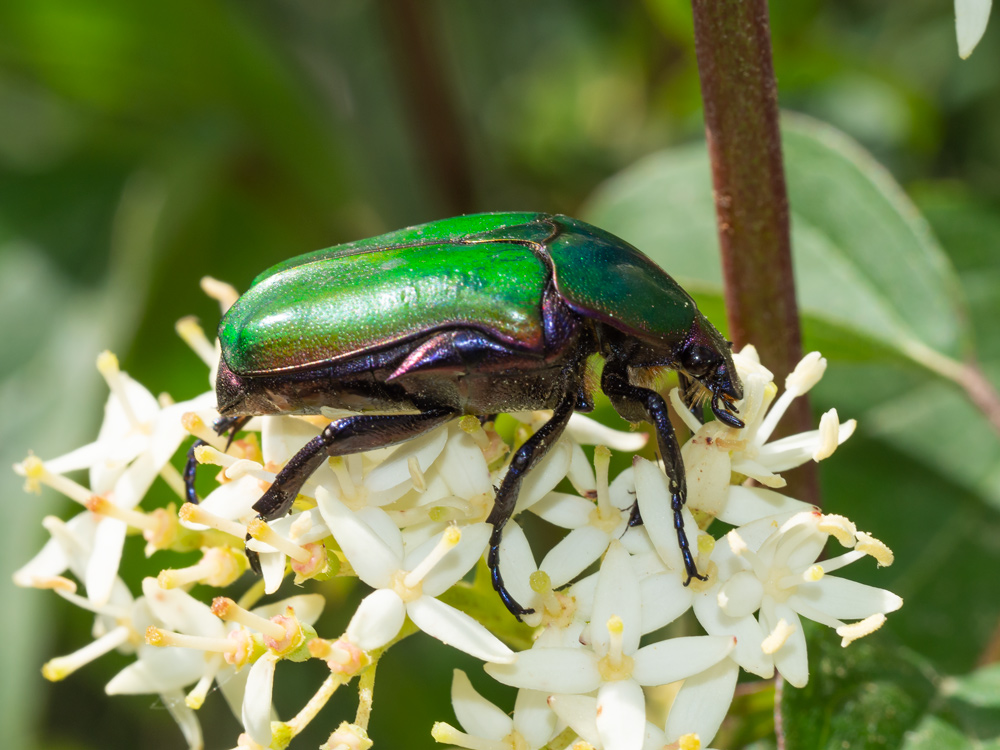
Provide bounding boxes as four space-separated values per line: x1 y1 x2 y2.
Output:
186 212 743 616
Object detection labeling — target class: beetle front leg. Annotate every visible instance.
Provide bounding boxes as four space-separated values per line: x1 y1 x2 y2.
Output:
184 415 252 504
602 363 706 586
486 388 577 619
246 408 455 572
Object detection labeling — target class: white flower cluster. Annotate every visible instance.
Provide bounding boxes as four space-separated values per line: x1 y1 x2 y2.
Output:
13 298 902 750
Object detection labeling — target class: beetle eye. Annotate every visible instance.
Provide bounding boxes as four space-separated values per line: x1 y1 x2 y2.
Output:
682 345 715 377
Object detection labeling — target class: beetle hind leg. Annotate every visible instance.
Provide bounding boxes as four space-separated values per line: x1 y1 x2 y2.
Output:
246 407 456 572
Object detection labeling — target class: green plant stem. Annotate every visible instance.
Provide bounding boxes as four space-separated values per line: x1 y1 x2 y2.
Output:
690 0 818 506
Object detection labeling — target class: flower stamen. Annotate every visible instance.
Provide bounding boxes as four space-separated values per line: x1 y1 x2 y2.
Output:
404 526 461 589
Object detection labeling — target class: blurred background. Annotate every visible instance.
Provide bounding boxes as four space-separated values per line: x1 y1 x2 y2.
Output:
2 0 998 748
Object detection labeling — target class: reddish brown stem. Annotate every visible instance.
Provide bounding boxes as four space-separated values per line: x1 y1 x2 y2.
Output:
690 0 818 505
379 0 476 216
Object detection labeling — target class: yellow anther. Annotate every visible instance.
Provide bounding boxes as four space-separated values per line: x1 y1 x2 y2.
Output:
803 564 824 582
855 531 894 566
837 613 886 647
819 513 857 547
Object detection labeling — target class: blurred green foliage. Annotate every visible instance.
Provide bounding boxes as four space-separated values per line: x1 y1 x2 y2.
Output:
1 1 998 748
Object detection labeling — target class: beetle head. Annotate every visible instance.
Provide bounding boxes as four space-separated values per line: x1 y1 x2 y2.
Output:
677 313 744 429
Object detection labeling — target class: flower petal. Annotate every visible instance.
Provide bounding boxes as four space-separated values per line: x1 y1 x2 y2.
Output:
547 694 601 746
420 522 491 597
106 646 210 694
540 526 612 589
408 596 514 663
639 572 693 632
261 416 321 466
663 658 740 747
161 688 204 750
529 492 595 529
790 576 903 620
512 689 559 749
765 604 809 688
633 458 699 573
315 487 399 588
438 426 493 499
631 635 734 686
596 679 646 750
141 578 224 637
365 425 448 497
497 522 538 611
957 0 993 57
590 540 641 656
85 518 126 606
514 440 572 511
346 589 405 652
567 413 649 451
715 486 814 526
242 652 277 746
485 648 600 692
252 593 326 625
451 669 512 740
692 589 772 678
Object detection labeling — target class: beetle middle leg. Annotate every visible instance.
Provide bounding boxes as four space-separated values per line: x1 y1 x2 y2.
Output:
246 407 455 572
486 387 577 618
602 361 706 586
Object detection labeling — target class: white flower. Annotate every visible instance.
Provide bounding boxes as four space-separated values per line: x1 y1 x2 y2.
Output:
670 348 851 525
956 0 992 57
526 448 649 589
15 352 214 605
693 511 902 687
431 670 558 750
486 542 735 750
316 487 513 663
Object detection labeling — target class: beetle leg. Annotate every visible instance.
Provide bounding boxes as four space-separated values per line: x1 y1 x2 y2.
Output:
246 407 455 572
601 363 706 586
486 388 577 619
184 415 252 504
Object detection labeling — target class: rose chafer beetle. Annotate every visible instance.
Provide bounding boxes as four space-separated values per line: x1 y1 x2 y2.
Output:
185 212 744 617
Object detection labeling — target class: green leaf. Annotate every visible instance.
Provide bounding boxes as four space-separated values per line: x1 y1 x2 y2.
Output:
582 113 971 371
779 625 1000 749
780 626 937 749
943 664 1000 708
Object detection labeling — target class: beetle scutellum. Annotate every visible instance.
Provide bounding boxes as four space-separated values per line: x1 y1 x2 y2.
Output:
185 213 744 617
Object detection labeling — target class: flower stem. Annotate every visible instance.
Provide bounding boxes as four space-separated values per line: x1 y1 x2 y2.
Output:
690 0 818 504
